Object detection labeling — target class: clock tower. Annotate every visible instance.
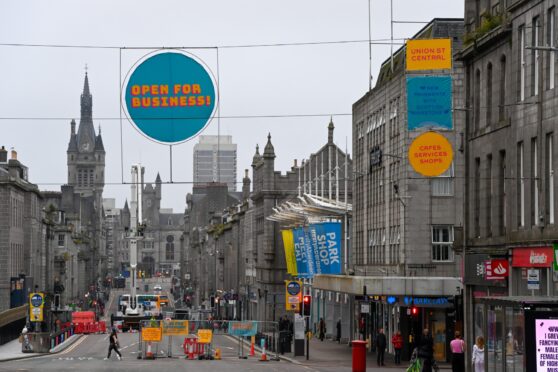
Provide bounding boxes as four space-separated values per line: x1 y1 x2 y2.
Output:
67 72 105 202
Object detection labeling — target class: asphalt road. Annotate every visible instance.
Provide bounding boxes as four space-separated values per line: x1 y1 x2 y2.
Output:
0 332 334 372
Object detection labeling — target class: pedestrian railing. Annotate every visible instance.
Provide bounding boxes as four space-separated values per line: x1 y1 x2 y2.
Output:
49 325 75 350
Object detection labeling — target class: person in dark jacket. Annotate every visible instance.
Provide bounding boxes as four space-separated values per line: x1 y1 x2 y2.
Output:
336 319 341 343
375 328 387 366
417 328 434 372
318 318 326 341
105 329 122 360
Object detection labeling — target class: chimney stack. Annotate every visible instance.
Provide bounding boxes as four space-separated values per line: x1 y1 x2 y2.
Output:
0 146 7 163
10 148 17 160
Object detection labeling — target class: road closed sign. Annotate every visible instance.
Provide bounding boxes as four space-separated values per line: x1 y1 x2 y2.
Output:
408 131 453 177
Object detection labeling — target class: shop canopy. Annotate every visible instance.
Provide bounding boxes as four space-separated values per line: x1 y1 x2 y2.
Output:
267 193 352 225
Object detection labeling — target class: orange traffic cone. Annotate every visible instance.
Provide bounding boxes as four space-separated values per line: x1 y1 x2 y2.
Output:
259 341 268 362
146 341 154 359
250 342 255 357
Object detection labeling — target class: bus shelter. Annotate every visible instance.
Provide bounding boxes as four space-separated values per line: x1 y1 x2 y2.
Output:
477 296 558 371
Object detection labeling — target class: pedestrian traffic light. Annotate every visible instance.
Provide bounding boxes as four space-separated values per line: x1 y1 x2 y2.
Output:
411 307 419 316
301 295 311 316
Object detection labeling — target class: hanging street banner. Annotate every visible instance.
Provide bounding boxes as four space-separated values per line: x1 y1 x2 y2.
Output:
281 229 298 276
285 280 302 311
228 321 258 336
406 38 452 71
29 292 44 322
408 131 453 177
308 222 342 275
293 227 315 278
407 76 452 130
124 51 217 144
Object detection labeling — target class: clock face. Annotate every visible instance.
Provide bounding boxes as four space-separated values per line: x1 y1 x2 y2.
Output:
81 142 90 151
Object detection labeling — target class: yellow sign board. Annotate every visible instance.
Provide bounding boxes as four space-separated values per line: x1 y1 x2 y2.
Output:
162 320 189 336
142 326 162 342
406 39 452 71
408 131 453 177
29 292 44 322
197 329 213 344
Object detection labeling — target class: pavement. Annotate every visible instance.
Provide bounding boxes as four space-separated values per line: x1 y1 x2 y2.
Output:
273 337 452 371
0 333 82 362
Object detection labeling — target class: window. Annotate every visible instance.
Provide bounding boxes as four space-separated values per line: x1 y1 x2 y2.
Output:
432 163 454 196
474 69 481 131
58 234 65 247
474 158 481 237
486 63 493 126
519 25 526 101
432 226 454 262
518 142 525 227
533 17 541 96
500 150 507 234
532 138 539 226
499 55 507 121
487 154 493 237
165 235 174 260
547 134 555 224
548 8 556 89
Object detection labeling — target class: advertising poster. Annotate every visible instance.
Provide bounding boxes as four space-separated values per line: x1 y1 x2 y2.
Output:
536 319 558 371
228 321 258 337
407 75 452 130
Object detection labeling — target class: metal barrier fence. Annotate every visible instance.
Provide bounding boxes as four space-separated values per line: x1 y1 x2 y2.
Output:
135 319 281 361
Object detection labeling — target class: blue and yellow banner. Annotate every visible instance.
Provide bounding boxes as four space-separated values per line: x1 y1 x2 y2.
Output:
281 229 298 276
308 222 342 275
293 227 315 278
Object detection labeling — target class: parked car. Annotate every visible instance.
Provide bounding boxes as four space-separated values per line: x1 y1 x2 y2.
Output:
154 284 162 291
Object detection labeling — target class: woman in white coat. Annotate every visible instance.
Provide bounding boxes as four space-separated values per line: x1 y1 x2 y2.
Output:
472 336 485 372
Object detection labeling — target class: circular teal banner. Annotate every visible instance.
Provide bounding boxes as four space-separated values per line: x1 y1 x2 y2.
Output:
124 51 216 144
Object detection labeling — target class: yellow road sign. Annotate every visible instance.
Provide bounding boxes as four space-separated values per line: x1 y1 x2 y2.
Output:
197 329 213 344
142 326 162 342
162 320 189 336
29 293 44 322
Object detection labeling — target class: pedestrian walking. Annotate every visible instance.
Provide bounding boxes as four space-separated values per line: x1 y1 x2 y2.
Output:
392 330 403 365
375 328 387 366
450 331 466 372
471 336 485 372
417 328 434 372
336 319 341 343
105 329 122 360
318 318 326 341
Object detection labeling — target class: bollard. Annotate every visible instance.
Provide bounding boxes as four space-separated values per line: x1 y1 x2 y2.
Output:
214 348 221 360
352 340 367 372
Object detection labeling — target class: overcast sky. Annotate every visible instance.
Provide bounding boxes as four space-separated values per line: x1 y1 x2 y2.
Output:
0 0 463 211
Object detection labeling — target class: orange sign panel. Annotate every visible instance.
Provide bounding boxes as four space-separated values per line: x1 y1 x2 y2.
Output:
408 131 453 177
406 39 452 71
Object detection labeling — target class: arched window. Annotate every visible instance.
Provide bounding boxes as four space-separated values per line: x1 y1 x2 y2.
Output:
486 62 493 126
165 235 174 260
474 68 481 132
499 55 506 121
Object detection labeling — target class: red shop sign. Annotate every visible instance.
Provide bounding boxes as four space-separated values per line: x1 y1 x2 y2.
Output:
485 259 509 280
512 247 554 267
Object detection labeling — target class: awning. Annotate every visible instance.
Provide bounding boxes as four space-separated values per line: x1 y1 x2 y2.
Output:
313 274 462 297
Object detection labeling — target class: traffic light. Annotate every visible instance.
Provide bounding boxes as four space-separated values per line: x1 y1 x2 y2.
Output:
411 306 419 316
210 296 215 308
54 294 60 309
301 295 311 316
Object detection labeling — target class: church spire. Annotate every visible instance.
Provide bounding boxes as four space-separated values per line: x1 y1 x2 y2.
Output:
77 71 95 151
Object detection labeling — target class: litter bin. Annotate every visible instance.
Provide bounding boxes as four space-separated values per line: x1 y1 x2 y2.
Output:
352 340 367 372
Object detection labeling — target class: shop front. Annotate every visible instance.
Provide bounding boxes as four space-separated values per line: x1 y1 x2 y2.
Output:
477 297 558 371
313 275 463 363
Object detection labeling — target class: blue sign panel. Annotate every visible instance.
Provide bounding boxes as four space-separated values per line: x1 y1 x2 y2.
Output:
286 281 301 296
124 51 217 144
406 75 452 130
228 321 258 337
293 228 311 278
308 222 342 275
30 294 43 307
